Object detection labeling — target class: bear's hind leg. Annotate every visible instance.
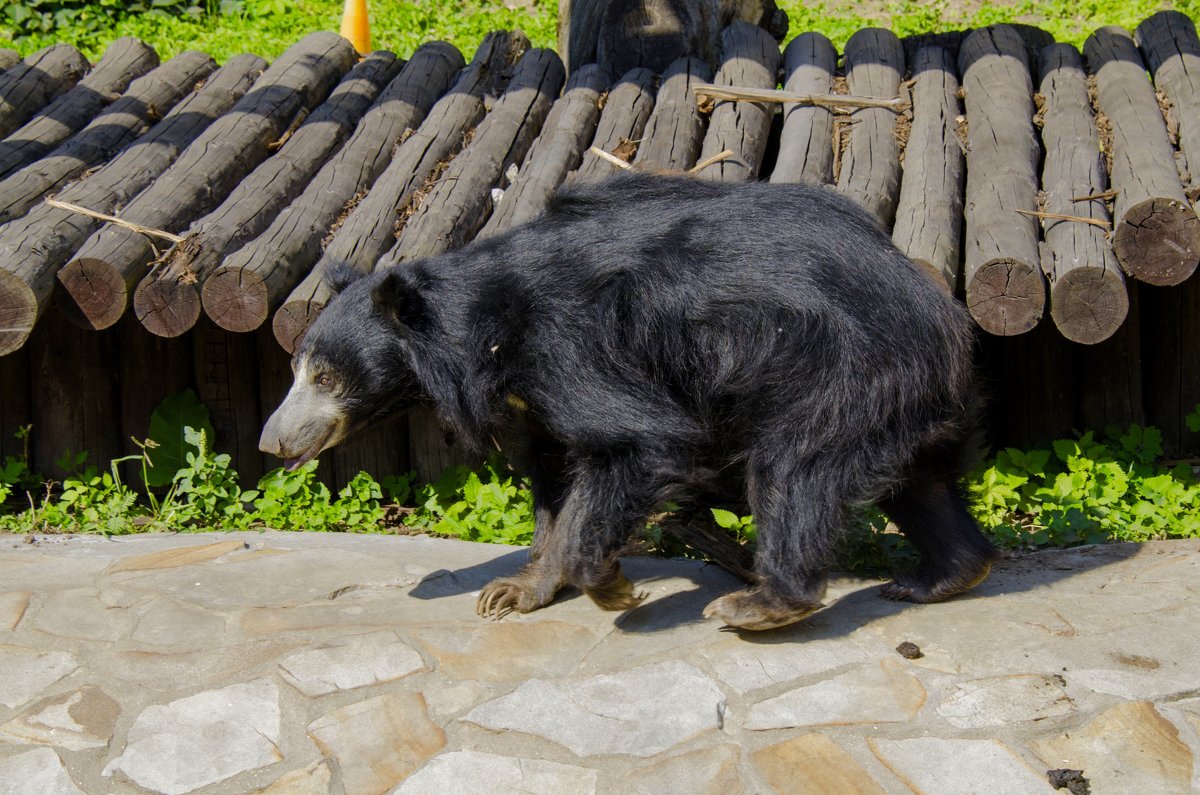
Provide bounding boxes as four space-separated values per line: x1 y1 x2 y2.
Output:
878 479 998 603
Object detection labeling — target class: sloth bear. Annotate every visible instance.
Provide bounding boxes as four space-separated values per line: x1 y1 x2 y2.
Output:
260 172 997 630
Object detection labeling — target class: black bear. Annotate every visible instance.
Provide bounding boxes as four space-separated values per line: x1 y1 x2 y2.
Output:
260 172 997 630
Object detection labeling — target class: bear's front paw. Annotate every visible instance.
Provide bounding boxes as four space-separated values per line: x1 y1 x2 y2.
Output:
703 587 822 631
476 577 552 620
879 561 992 604
582 568 646 611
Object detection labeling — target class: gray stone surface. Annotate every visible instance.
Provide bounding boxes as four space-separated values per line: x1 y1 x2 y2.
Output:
0 532 1196 794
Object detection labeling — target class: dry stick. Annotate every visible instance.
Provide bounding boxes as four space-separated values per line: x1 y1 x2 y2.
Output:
57 32 357 332
273 30 529 354
891 45 965 293
689 148 735 172
44 199 185 243
836 28 906 226
133 52 403 339
1086 25 1200 286
0 44 89 138
381 48 566 267
201 42 465 336
959 25 1045 337
587 144 631 169
633 57 711 172
696 21 781 183
479 62 608 238
0 51 216 225
567 66 656 182
695 84 906 111
0 56 264 357
1037 43 1128 346
1137 12 1200 193
0 38 159 181
1073 188 1120 201
770 31 837 185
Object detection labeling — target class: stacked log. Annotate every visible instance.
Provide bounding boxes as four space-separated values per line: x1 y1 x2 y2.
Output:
133 52 402 339
633 56 712 170
1086 26 1200 286
835 28 906 225
57 32 357 332
770 32 836 185
891 46 965 292
200 41 465 336
0 51 217 225
0 44 89 137
568 66 655 180
272 31 529 353
1037 44 1127 345
959 25 1045 336
0 51 19 72
1137 12 1200 193
0 56 265 358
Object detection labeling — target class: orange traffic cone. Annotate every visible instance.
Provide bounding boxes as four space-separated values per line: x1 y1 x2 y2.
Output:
340 0 371 55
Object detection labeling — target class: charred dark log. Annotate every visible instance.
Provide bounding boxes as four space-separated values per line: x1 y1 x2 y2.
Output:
568 66 656 181
1136 11 1200 193
634 56 712 170
0 44 89 138
770 32 835 185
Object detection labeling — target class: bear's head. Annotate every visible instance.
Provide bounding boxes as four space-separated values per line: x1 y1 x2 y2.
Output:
259 264 425 470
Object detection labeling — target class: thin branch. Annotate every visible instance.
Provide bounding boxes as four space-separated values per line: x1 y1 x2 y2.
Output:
587 145 632 170
688 149 735 173
693 83 908 113
1016 208 1112 229
44 197 186 244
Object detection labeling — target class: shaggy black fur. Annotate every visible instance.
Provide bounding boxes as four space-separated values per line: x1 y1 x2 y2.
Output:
294 172 998 629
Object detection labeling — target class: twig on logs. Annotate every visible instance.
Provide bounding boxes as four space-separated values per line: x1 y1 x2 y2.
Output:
1015 208 1112 229
693 83 908 112
44 198 185 243
587 145 632 169
1072 188 1120 201
688 148 735 172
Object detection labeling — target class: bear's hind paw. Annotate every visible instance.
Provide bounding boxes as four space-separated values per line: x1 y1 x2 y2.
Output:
703 587 822 631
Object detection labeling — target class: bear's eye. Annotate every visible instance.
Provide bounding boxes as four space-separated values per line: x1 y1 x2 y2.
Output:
316 374 331 387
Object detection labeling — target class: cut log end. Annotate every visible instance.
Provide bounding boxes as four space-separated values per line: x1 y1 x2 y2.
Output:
1050 266 1129 345
965 258 1046 336
133 276 200 338
273 301 321 354
56 258 129 331
0 269 37 357
1112 197 1200 286
202 267 269 333
910 258 953 295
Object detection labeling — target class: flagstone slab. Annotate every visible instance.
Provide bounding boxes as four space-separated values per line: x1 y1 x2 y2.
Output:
0 747 85 795
869 737 1055 794
0 645 78 708
751 734 886 794
411 621 599 682
130 597 228 649
278 630 427 696
936 674 1075 728
29 587 134 642
745 659 926 730
106 540 248 573
0 685 119 750
0 592 29 631
698 632 878 694
628 744 743 795
397 750 598 794
258 760 332 794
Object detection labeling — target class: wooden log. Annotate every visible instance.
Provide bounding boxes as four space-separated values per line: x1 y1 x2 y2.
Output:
479 63 608 237
0 44 89 138
200 42 464 336
0 51 19 72
0 38 159 181
1085 25 1200 286
959 26 1045 336
770 32 836 185
1136 12 1200 192
0 51 217 226
193 317 264 484
133 52 402 339
272 31 529 353
835 28 905 225
568 66 656 181
695 22 781 182
633 56 712 170
1037 43 1127 345
381 48 566 265
891 45 965 292
0 56 265 358
57 32 357 332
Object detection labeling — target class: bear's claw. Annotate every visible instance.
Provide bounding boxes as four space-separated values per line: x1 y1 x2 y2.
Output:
703 587 822 631
476 578 542 620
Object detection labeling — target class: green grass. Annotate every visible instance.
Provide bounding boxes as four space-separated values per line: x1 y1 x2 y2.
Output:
4 0 1196 64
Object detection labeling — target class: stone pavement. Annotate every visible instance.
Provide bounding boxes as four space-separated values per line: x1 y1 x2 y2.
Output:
0 532 1198 795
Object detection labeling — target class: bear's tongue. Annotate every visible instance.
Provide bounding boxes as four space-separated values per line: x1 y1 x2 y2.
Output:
283 433 328 471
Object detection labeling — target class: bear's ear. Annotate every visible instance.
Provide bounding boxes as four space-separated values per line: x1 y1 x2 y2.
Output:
370 268 425 333
324 261 362 294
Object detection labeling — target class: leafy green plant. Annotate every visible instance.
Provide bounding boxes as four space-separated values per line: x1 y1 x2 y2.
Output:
144 389 215 488
168 426 254 529
711 507 756 544
3 0 207 46
406 456 535 545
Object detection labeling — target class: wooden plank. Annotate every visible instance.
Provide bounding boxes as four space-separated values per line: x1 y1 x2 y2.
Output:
1037 43 1127 345
0 346 31 464
57 32 357 333
959 25 1045 336
770 32 836 185
0 44 89 138
193 317 264 484
568 66 655 181
200 41 465 335
0 56 264 358
634 56 712 171
891 45 965 292
116 312 192 483
1075 287 1144 433
1086 25 1200 286
1139 277 1200 456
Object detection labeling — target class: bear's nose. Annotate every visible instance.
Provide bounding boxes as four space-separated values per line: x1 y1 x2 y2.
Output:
259 413 283 456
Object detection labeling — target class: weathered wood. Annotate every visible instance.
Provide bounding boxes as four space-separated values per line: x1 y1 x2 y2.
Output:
0 51 216 226
1086 25 1200 286
1075 288 1144 433
634 56 711 170
0 56 264 358
193 317 264 484
407 405 482 485
959 26 1045 336
1136 12 1200 193
57 32 356 332
480 63 608 237
568 66 656 181
200 42 464 336
0 44 89 138
0 346 30 463
134 52 402 339
381 48 566 265
891 45 964 291
835 28 905 225
770 32 836 185
0 38 159 181
978 320 1075 448
1140 276 1200 455
1037 43 1127 345
115 312 192 484
0 51 18 72
273 31 530 353
696 22 780 182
